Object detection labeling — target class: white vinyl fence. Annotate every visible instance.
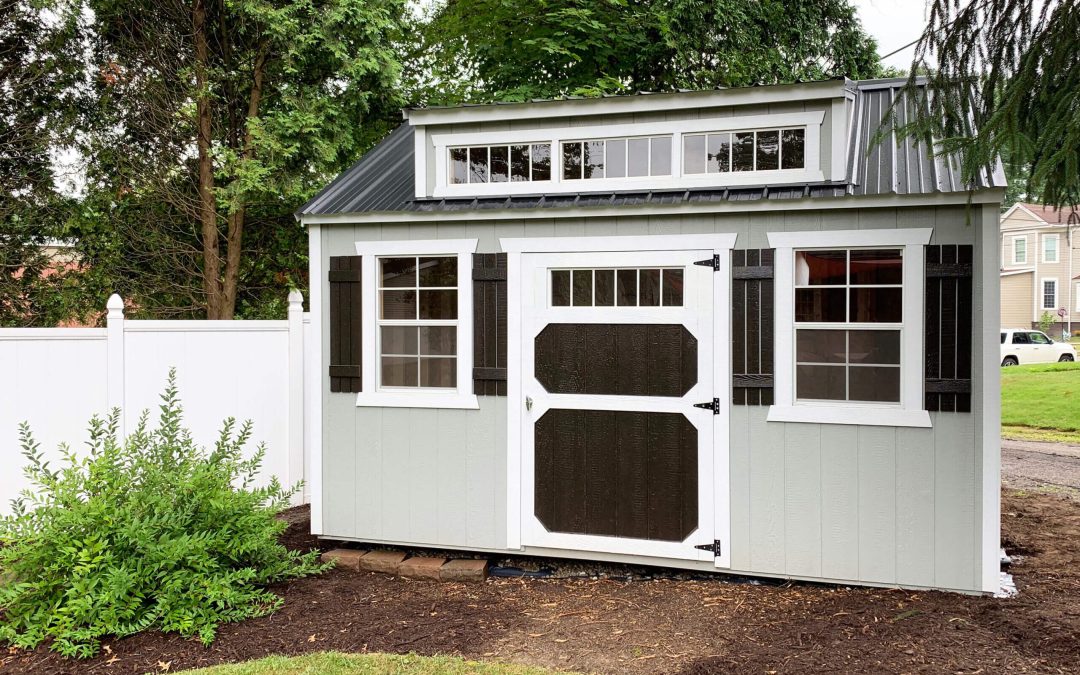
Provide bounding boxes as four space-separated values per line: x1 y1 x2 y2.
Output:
0 292 312 513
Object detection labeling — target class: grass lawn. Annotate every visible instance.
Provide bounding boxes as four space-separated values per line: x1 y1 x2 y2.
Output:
1001 361 1080 443
180 652 573 675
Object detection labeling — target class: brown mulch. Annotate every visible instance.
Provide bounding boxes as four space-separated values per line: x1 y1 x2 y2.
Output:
3 490 1080 675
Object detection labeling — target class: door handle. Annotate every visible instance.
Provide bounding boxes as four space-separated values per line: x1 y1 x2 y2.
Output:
525 396 533 411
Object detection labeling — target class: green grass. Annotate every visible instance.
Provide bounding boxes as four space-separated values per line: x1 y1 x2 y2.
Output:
1001 362 1080 437
179 652 573 675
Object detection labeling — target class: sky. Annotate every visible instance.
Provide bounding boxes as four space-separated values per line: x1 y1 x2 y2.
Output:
851 0 933 71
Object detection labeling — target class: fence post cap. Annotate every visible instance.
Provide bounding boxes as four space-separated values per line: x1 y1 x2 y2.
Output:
106 294 124 319
287 289 303 310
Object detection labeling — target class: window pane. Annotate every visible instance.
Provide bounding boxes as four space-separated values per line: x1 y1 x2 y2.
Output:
1012 332 1029 344
796 364 845 400
708 133 731 173
551 270 571 306
418 256 456 287
380 257 417 287
584 140 605 179
781 128 805 169
419 290 457 320
796 329 846 363
650 137 672 175
562 142 582 180
572 269 593 306
733 132 755 171
662 268 683 306
684 135 706 174
420 357 457 387
606 139 626 178
848 330 900 364
532 143 551 181
850 249 902 285
510 144 530 181
756 130 779 171
381 356 418 387
380 290 416 320
627 138 649 176
420 326 456 355
640 269 661 306
795 288 846 322
849 366 900 402
450 148 468 184
795 250 846 285
381 326 418 355
595 269 615 306
617 269 637 306
468 146 488 183
850 288 902 323
1030 332 1051 345
490 145 509 182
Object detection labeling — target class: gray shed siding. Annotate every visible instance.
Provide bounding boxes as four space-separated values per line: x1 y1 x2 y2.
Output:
317 204 990 592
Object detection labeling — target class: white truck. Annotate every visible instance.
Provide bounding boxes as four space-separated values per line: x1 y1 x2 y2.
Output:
1000 328 1077 366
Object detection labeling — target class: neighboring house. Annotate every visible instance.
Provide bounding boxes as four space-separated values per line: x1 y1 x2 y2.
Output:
298 78 1006 594
1000 202 1080 336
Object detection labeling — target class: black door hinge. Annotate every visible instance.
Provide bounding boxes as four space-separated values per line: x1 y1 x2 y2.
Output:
695 540 722 556
694 398 720 415
693 254 720 271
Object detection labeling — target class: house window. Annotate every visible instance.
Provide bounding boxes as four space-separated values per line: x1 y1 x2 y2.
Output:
684 128 805 174
1042 278 1057 310
378 256 459 388
550 268 684 307
449 143 552 184
1043 234 1059 263
1012 236 1027 265
560 136 672 180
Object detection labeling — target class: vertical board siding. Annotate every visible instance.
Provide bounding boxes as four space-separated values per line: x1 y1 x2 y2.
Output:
925 244 974 412
732 249 775 404
328 255 363 392
473 253 508 395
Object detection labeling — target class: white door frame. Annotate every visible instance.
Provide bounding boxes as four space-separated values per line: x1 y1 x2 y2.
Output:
501 233 737 568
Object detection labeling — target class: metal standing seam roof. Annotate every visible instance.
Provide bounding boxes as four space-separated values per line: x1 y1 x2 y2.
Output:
297 79 1007 218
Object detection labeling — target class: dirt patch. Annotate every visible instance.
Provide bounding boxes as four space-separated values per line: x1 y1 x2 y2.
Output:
4 494 1080 674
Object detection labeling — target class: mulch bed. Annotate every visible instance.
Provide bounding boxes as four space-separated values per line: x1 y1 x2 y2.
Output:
4 489 1080 674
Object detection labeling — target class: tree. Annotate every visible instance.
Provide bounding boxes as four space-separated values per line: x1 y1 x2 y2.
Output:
71 0 406 318
411 0 883 105
901 0 1080 210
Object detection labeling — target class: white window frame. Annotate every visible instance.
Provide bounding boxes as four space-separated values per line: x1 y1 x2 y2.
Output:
352 238 479 410
1041 277 1058 310
1011 235 1028 265
430 111 824 198
767 228 933 428
1042 233 1059 263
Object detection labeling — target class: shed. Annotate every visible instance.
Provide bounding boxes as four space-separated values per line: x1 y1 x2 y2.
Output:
298 78 1006 594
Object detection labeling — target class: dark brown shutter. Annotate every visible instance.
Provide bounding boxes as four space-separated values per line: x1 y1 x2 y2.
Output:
328 256 363 393
473 253 508 395
925 244 973 412
732 249 774 405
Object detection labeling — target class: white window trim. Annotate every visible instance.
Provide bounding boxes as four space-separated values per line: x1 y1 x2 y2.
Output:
353 238 479 410
1011 234 1028 265
429 111 824 197
1041 277 1058 310
767 228 933 428
1042 233 1060 263
1075 282 1080 313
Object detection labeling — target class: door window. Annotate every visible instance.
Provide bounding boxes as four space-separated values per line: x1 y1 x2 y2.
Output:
1029 332 1052 345
1012 332 1030 344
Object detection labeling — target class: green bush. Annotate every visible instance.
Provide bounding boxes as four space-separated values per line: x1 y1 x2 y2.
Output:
0 372 327 658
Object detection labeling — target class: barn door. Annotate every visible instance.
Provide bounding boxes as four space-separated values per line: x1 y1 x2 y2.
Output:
519 248 727 565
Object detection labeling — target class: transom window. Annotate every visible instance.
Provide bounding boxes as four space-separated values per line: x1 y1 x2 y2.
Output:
560 136 672 180
550 268 684 307
683 128 805 174
378 256 458 389
793 249 903 404
449 143 552 184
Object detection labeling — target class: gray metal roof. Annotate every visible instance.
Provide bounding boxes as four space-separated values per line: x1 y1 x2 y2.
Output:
298 79 1006 218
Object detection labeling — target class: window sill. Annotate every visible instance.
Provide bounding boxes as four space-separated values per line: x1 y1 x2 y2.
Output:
767 405 932 428
354 392 480 410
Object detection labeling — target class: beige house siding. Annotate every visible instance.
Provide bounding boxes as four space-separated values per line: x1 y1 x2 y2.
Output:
999 204 1080 330
1001 273 1033 329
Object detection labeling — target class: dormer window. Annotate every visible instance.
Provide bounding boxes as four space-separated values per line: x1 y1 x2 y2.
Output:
560 136 672 180
683 128 805 175
449 143 552 184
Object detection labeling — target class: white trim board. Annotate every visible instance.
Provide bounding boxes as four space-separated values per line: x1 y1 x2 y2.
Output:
308 224 324 535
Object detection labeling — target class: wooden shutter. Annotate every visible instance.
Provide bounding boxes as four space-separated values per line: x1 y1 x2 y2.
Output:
328 256 363 393
473 253 508 395
732 249 774 405
925 244 973 412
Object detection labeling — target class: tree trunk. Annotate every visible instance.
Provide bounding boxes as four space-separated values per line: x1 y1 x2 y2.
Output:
193 0 223 319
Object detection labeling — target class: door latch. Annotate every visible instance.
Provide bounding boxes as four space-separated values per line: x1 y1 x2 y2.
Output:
525 396 533 411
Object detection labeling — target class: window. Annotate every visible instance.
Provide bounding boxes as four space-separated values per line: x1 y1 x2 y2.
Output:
1043 278 1058 310
1012 236 1027 265
1029 331 1052 345
684 128 805 174
1000 332 1006 344
550 268 684 307
1076 283 1080 312
1043 234 1059 263
449 143 551 184
561 136 672 180
1011 332 1030 345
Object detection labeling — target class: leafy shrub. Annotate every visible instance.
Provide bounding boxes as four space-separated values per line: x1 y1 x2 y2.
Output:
0 372 327 658
1038 311 1056 333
